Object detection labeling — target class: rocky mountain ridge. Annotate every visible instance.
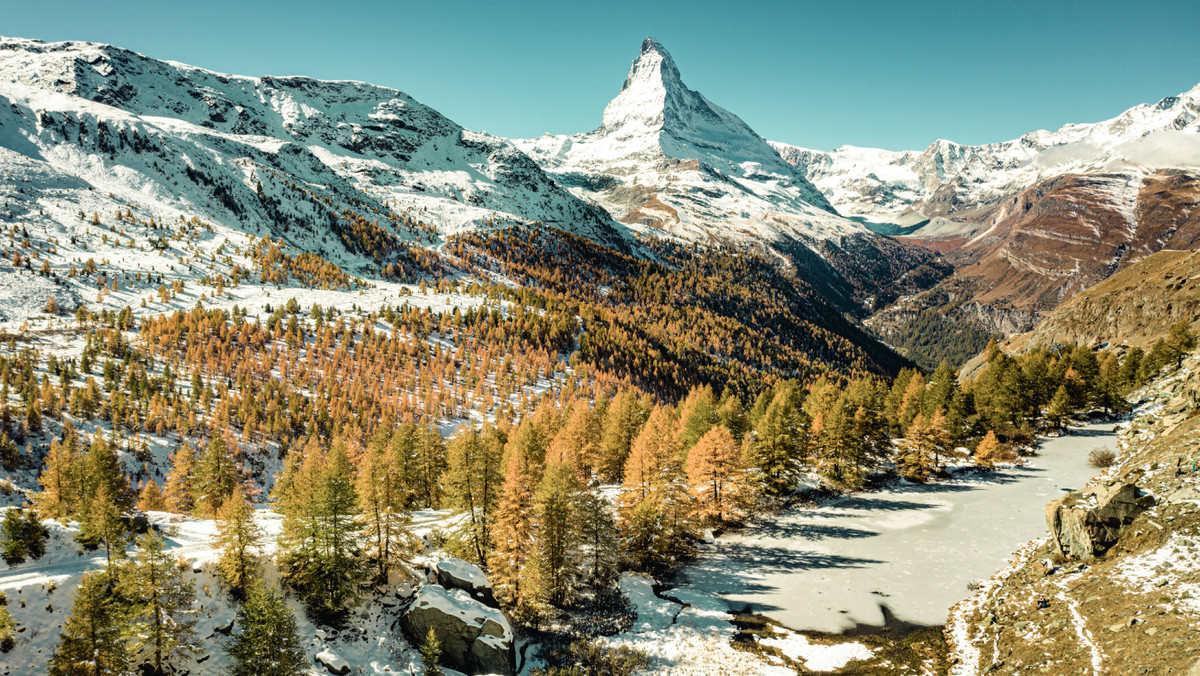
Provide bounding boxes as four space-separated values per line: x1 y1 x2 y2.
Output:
514 37 949 314
774 83 1200 228
0 35 632 265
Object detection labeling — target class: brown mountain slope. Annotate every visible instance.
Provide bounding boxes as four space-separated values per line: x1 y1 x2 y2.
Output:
1009 248 1200 351
873 170 1200 340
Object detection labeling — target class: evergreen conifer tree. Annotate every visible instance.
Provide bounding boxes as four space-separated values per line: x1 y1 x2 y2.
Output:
126 532 200 673
621 405 676 505
224 582 306 676
215 485 264 598
896 414 936 482
357 437 416 585
530 460 581 608
48 570 129 676
1046 384 1073 429
546 399 599 479
685 426 751 525
444 425 502 568
420 627 444 676
488 448 534 609
77 480 128 566
576 485 620 595
596 389 649 483
137 480 166 512
675 385 717 451
1 507 48 566
746 386 805 494
972 431 1006 469
35 437 80 519
194 435 239 517
276 439 365 620
163 444 198 514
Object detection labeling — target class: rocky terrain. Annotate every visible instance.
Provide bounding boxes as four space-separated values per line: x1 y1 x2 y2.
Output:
1008 248 1200 351
946 354 1200 675
0 35 631 268
775 85 1200 230
871 169 1200 338
775 82 1200 347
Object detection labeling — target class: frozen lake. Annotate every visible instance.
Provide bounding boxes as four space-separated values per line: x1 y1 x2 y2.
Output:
676 422 1115 632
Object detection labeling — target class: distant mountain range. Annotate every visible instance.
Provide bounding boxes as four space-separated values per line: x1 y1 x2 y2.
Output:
772 83 1200 339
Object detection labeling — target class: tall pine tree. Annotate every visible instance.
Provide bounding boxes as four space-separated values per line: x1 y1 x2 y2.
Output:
215 485 264 598
48 570 129 676
126 532 200 673
685 425 751 526
224 582 306 676
444 424 503 568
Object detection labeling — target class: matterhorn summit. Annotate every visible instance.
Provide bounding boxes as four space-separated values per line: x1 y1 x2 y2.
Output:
515 37 867 248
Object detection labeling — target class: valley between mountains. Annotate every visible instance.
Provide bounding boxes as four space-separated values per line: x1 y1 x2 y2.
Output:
0 33 1198 676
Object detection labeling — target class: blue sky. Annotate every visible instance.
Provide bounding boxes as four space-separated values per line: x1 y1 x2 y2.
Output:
5 0 1200 150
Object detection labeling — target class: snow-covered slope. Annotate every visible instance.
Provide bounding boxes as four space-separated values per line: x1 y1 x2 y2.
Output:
0 36 629 261
775 85 1200 228
515 38 867 247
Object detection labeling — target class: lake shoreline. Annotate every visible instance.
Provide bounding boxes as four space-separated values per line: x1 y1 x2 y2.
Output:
668 421 1118 636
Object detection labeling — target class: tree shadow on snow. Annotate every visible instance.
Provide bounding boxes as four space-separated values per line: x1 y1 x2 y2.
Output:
752 519 879 542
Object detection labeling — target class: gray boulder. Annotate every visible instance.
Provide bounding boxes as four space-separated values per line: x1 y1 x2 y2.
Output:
1046 483 1155 559
401 584 514 675
435 558 499 608
1166 485 1200 505
315 649 351 675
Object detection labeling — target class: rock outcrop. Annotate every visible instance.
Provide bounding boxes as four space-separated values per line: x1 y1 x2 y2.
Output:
315 649 350 676
435 558 498 608
1046 482 1155 559
401 584 514 675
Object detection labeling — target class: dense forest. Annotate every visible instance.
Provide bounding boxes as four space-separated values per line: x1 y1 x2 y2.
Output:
2 218 1196 673
1 264 1191 671
876 309 997 371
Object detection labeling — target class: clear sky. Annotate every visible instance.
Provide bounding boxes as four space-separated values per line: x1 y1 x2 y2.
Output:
5 0 1200 151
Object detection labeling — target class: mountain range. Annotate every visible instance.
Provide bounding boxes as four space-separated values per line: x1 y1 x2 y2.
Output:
2 34 1199 365
774 85 1200 339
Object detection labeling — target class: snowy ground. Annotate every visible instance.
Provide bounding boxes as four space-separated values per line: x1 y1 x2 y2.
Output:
0 506 468 675
674 423 1113 633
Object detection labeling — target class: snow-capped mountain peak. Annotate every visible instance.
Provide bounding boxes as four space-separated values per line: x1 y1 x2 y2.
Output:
515 37 863 249
597 36 786 171
602 36 687 132
774 81 1200 226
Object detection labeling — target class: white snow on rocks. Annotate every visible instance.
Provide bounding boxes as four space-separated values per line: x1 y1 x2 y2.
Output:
759 630 873 672
1116 533 1200 615
774 85 1200 228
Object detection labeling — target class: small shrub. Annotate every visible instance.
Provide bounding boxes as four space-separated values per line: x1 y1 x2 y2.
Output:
1088 447 1117 468
532 638 650 676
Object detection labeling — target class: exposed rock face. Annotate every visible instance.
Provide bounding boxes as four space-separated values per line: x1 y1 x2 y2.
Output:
401 584 514 675
1046 483 1155 559
435 558 498 608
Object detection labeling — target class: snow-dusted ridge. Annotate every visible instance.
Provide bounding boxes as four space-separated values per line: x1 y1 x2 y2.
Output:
773 83 1200 226
0 35 630 256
